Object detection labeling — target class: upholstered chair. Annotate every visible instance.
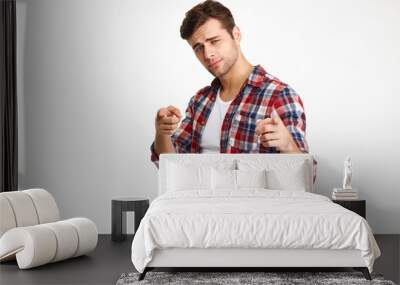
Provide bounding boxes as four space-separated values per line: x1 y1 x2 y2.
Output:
0 188 97 269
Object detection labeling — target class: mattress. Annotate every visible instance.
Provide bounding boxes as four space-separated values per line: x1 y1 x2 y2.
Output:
131 189 381 273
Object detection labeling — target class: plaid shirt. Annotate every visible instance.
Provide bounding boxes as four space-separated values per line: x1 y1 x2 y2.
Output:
151 65 310 167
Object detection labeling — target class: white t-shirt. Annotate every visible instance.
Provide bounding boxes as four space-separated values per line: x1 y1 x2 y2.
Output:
201 89 232 153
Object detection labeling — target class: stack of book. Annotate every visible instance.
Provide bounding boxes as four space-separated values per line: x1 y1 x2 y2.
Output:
332 188 359 200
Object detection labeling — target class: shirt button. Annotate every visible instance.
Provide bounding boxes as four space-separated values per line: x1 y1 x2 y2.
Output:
230 138 235 146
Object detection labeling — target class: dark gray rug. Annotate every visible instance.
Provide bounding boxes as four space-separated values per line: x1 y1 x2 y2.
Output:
116 271 397 285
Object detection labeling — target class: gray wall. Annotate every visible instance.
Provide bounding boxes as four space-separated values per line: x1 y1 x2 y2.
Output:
17 0 400 234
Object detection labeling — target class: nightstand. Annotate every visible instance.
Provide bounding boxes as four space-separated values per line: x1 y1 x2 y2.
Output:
332 199 366 219
111 197 149 242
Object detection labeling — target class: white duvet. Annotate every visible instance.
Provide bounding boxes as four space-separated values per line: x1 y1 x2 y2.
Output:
131 189 381 273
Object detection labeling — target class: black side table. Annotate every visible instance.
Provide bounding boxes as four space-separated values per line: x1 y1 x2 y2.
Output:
332 199 366 219
111 197 149 242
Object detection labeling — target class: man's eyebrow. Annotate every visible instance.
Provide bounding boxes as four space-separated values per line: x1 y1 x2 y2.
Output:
192 36 220 50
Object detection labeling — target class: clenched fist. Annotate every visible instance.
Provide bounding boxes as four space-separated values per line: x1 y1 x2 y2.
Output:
155 105 182 136
255 110 301 153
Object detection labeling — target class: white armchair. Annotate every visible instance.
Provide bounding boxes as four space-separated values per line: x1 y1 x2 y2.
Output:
0 188 98 269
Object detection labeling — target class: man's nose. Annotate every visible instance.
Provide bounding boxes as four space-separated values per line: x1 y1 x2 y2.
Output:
204 44 215 61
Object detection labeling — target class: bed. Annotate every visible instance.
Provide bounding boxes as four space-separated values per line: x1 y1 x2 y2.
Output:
131 154 381 281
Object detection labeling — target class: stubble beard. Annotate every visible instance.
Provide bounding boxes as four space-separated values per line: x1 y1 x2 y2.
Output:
209 57 234 78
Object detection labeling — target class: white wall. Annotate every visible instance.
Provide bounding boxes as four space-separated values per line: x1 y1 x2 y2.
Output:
16 0 400 234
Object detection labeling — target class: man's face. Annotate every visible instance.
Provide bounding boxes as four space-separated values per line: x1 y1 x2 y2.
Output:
188 18 240 78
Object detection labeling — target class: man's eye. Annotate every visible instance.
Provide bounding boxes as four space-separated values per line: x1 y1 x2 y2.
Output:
194 46 203 53
211 40 219 44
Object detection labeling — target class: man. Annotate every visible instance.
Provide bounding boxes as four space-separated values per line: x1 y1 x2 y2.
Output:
151 0 310 168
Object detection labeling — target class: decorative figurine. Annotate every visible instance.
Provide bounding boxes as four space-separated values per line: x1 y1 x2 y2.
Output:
342 155 353 190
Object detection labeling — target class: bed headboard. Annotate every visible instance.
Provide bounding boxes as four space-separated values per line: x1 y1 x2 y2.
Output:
159 153 314 195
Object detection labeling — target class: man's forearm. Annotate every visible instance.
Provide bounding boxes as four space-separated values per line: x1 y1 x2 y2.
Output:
154 134 176 155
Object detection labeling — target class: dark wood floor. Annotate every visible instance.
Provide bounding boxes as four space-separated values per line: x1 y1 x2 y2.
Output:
0 234 398 285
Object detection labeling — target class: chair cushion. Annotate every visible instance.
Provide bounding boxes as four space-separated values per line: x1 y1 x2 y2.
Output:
0 196 16 237
23 189 60 224
0 225 57 268
0 191 39 227
42 221 79 262
0 188 60 238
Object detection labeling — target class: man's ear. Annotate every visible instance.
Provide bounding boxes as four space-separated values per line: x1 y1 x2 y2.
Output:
232 26 241 43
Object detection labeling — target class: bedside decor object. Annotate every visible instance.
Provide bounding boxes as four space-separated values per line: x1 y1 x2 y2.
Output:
111 197 149 242
0 189 98 269
332 188 359 200
332 156 358 200
342 155 353 190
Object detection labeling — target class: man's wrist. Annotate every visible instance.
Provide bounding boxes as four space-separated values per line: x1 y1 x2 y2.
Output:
155 132 170 139
154 132 175 154
283 141 302 154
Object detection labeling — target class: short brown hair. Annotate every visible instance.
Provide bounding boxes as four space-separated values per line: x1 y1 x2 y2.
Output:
180 0 235 40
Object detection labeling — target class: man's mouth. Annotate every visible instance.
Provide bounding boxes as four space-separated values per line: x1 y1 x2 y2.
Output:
208 59 222 69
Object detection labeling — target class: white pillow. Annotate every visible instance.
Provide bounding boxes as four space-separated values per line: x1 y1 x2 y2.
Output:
211 168 236 190
266 161 308 191
237 159 310 191
211 168 268 190
236 169 268 189
166 162 212 191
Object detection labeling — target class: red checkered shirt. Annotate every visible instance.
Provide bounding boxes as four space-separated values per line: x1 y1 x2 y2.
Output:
151 65 311 167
